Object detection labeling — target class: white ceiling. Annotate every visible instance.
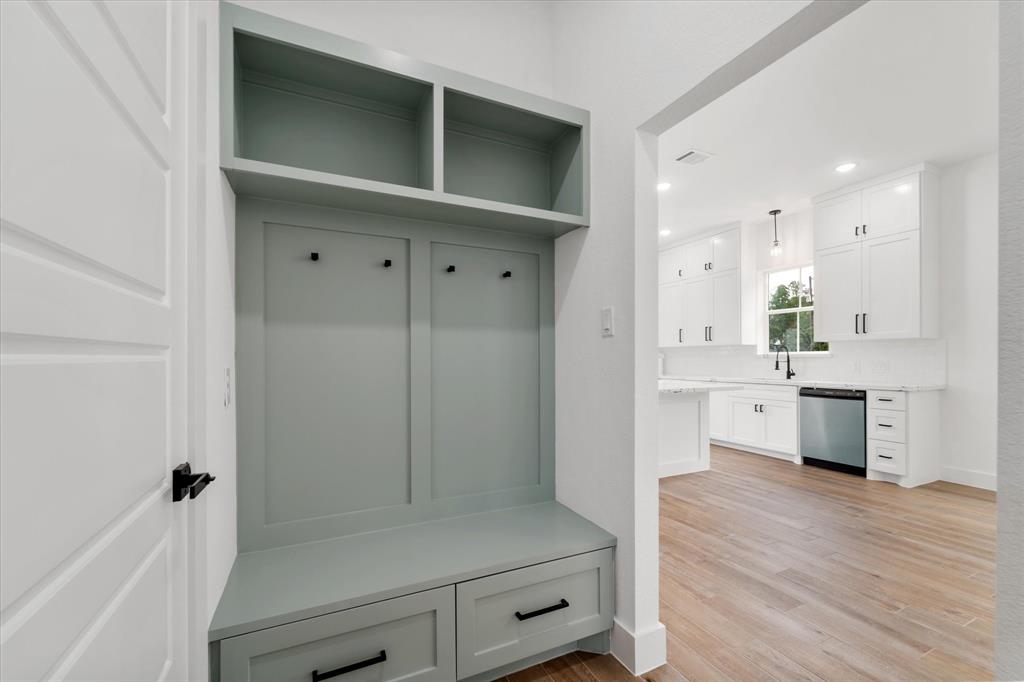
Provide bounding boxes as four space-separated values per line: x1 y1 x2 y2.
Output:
657 0 998 244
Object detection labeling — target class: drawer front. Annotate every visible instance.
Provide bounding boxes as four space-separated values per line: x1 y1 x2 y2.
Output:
220 587 454 682
456 548 614 679
734 384 799 403
867 390 906 411
868 439 907 475
867 409 906 443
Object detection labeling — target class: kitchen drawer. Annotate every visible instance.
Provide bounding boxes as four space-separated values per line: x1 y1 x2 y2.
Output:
733 384 799 403
868 439 907 476
867 409 906 443
220 587 454 682
867 390 906 411
456 548 614 679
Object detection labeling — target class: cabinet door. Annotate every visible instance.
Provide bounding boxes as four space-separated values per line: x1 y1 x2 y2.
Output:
729 397 763 447
709 271 740 345
658 245 686 284
814 242 862 342
862 231 920 339
682 239 712 279
814 191 862 251
710 228 740 272
682 278 711 346
862 175 920 241
762 400 798 455
708 391 729 440
658 282 686 347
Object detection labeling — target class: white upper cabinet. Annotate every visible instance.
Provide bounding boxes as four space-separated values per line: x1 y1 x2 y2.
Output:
710 271 741 345
814 192 863 250
814 242 862 341
812 165 938 342
658 244 686 284
710 228 740 272
862 231 921 339
862 175 920 240
682 239 712 279
658 282 686 346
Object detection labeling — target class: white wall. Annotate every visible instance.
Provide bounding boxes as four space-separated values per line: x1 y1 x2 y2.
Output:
939 153 998 490
549 1 810 671
662 153 999 490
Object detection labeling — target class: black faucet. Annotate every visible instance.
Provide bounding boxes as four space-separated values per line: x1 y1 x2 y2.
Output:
774 342 796 380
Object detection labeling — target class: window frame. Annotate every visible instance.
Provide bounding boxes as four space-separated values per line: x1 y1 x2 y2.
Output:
760 263 830 355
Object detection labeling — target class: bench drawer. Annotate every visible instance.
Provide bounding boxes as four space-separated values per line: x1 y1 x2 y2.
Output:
220 587 454 682
455 548 614 679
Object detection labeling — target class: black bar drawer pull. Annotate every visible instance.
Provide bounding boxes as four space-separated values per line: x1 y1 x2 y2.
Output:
877 398 893 402
312 650 386 681
878 423 893 428
515 598 569 621
878 454 894 460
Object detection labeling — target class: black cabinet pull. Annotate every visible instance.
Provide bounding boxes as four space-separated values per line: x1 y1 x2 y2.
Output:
878 397 893 402
312 650 386 681
878 454 893 460
446 265 455 273
678 329 683 344
502 271 512 278
678 268 683 277
310 252 320 262
855 225 860 237
862 313 868 334
855 314 860 334
708 262 713 271
515 598 569 621
863 224 868 235
878 423 893 428
383 259 392 268
709 325 712 342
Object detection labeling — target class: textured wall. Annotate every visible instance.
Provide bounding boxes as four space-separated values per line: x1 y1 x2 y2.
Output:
996 0 1024 677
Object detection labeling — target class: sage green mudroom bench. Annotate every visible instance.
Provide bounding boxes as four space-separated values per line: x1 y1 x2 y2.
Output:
210 5 614 681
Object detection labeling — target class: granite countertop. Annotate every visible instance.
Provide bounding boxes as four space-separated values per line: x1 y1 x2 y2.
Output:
662 375 945 392
658 379 746 394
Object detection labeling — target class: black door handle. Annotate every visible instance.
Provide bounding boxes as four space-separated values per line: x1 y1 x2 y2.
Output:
515 598 569 621
312 651 386 681
172 463 215 502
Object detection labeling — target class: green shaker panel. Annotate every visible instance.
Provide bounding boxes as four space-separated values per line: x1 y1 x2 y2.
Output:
263 224 410 523
220 586 454 682
430 244 540 499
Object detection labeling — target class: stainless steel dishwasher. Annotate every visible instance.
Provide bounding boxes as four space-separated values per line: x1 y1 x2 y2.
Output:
799 387 866 476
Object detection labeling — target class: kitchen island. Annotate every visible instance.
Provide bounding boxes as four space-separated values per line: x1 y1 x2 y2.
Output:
658 380 743 478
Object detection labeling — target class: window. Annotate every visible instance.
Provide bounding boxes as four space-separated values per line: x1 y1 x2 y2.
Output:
766 265 829 352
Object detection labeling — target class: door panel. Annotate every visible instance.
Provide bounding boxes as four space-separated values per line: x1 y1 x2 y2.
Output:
710 271 740 345
710 228 740 272
0 1 188 680
682 278 711 346
862 232 920 339
658 282 685 347
814 243 862 342
682 239 711 280
728 398 763 447
813 191 862 251
708 391 729 441
762 400 798 455
658 244 686 284
862 175 920 240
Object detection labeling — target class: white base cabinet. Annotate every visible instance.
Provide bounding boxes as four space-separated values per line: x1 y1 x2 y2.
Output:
712 384 799 460
865 390 941 488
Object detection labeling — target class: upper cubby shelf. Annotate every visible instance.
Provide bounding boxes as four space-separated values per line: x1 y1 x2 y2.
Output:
220 3 589 238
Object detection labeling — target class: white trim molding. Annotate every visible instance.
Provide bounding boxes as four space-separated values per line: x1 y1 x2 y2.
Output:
941 466 997 492
610 619 667 676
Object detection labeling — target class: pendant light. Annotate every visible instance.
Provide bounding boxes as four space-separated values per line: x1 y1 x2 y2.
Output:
769 209 782 257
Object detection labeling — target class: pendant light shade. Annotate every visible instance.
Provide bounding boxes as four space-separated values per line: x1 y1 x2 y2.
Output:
769 209 782 256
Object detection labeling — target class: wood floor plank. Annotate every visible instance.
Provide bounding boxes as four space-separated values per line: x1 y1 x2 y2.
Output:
508 446 994 681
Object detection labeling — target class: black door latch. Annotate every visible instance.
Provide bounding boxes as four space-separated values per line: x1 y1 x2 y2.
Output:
172 463 215 502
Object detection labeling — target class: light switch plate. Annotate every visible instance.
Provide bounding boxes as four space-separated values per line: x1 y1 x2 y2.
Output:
601 306 615 337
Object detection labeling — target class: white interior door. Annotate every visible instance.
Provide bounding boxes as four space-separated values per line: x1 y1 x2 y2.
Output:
814 242 862 342
658 282 685 347
862 231 921 339
1 2 193 680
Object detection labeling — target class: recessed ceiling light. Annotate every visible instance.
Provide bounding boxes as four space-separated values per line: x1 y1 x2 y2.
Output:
835 162 857 173
657 182 672 191
659 229 671 236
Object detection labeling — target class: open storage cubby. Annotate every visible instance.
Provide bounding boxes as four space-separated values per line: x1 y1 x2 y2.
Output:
232 32 433 189
444 89 583 215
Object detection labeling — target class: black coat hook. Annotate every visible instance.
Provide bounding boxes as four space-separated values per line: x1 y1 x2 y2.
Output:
502 271 512 278
446 265 455 273
310 252 319 262
383 259 392 268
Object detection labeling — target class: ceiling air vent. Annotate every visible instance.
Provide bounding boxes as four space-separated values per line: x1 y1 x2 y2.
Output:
675 149 714 165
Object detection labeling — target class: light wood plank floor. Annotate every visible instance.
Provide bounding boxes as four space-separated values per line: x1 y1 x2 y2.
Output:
506 446 995 681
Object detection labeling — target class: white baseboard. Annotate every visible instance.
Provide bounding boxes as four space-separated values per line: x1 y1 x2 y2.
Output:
658 460 708 478
610 619 666 675
711 439 798 463
941 466 997 491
